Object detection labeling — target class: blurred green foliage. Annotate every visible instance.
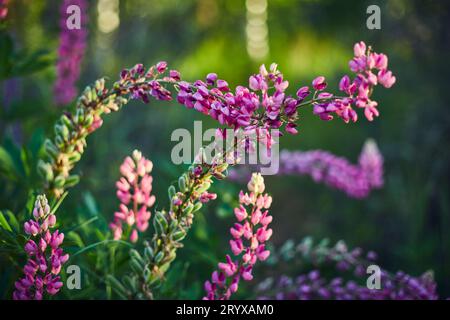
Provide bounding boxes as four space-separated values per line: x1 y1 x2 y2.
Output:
0 0 449 299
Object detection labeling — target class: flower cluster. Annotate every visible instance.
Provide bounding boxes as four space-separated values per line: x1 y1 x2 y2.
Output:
176 40 396 137
13 195 69 300
122 42 395 140
54 0 88 106
120 62 174 102
256 238 438 300
41 41 394 198
110 150 156 243
312 41 396 122
176 63 299 136
229 139 384 199
204 173 273 300
358 139 384 189
0 0 8 21
260 270 438 300
279 139 384 198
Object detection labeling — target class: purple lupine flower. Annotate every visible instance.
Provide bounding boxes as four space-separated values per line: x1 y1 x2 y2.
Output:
54 0 88 106
312 76 327 91
228 139 383 199
44 42 395 198
358 139 384 188
312 41 396 123
203 173 273 300
115 41 394 148
257 263 438 300
13 195 69 300
256 238 438 300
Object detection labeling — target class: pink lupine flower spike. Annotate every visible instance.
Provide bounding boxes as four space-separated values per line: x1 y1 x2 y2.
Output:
110 150 156 243
203 173 273 300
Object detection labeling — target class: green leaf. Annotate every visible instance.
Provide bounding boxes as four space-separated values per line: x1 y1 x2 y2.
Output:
28 128 45 157
20 147 31 178
3 137 25 177
83 192 100 217
0 146 16 178
106 275 128 298
0 211 12 232
66 231 85 248
3 210 19 232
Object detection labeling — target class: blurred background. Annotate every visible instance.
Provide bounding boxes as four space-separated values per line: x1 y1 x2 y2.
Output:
1 0 449 299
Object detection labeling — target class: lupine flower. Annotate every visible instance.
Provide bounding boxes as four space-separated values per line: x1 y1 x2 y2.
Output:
203 173 273 300
0 0 9 21
312 41 396 122
110 150 156 243
54 0 88 106
257 270 438 300
257 239 438 300
358 139 384 188
174 42 394 142
229 139 384 199
13 195 69 300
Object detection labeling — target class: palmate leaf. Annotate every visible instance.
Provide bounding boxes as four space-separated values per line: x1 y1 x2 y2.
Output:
0 132 46 207
10 49 55 78
0 211 24 257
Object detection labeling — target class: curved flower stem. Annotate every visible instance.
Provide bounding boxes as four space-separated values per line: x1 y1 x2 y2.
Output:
39 75 235 199
39 78 147 198
38 72 342 200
